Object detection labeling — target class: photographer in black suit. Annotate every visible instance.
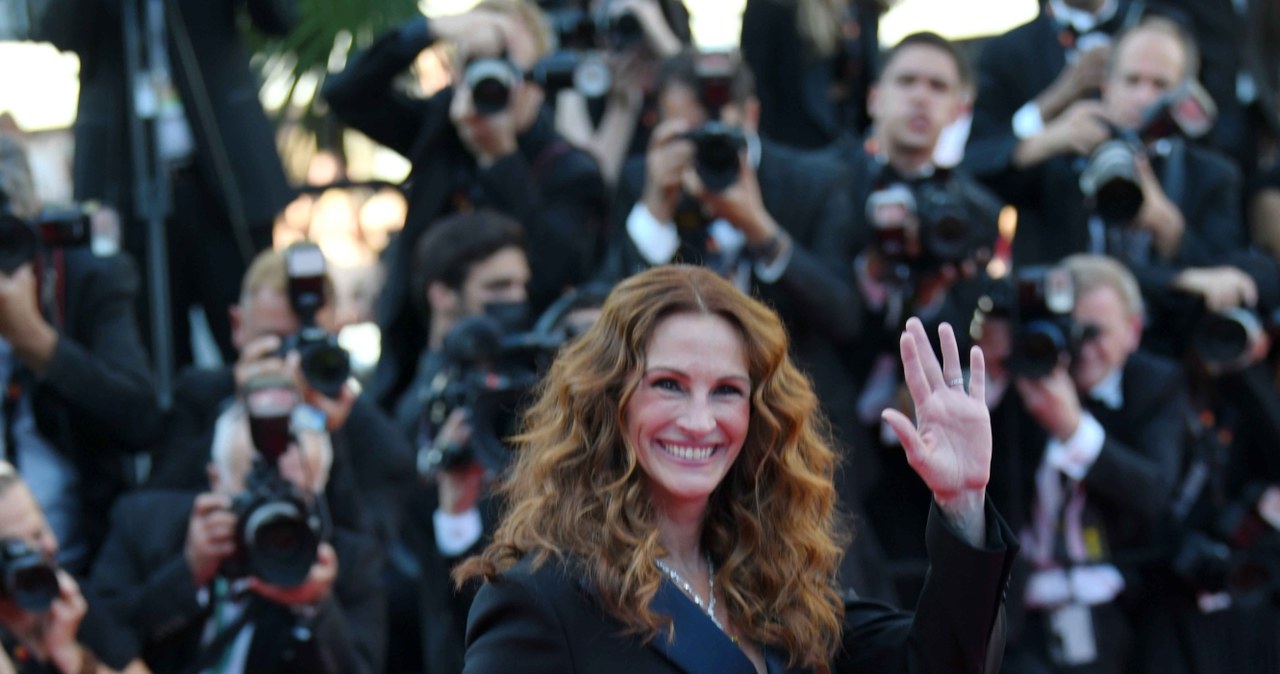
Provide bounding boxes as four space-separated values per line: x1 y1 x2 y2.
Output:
0 462 140 673
830 32 1002 605
386 209 545 674
976 254 1187 674
967 14 1253 348
0 135 162 576
322 0 607 412
88 393 384 674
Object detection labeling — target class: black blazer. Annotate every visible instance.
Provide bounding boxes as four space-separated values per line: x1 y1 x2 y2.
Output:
463 502 1018 674
86 490 386 674
322 20 607 409
28 249 163 566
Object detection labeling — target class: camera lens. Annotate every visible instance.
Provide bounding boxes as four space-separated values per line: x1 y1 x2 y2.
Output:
242 499 319 588
465 59 517 116
690 124 744 193
1080 140 1144 226
0 539 59 612
1015 320 1069 379
300 341 351 399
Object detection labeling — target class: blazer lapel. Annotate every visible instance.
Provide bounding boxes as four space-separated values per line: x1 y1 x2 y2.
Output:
649 580 756 674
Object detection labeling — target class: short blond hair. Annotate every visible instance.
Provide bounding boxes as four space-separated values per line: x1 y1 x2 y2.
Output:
474 0 552 60
1061 254 1145 320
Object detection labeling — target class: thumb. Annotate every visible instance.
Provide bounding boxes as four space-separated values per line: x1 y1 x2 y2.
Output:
881 409 922 464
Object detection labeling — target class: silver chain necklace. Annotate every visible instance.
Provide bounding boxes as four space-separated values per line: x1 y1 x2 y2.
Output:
654 553 726 633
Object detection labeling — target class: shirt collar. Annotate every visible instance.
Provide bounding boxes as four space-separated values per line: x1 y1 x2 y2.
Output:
1087 367 1124 409
1048 0 1119 34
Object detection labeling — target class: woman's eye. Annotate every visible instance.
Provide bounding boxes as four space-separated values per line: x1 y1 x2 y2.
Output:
715 384 746 397
653 378 683 392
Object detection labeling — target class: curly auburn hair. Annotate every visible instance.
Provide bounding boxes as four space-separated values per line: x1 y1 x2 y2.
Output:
456 265 847 670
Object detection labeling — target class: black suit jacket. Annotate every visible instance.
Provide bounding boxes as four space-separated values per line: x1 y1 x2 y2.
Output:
25 249 163 567
322 20 608 409
36 0 296 234
463 502 1018 674
86 490 385 674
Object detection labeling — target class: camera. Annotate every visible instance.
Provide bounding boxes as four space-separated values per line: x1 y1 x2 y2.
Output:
221 377 323 588
530 50 612 99
0 187 92 274
464 57 524 116
280 243 350 398
978 266 1092 379
605 8 645 50
684 122 746 194
1079 80 1217 226
538 0 598 51
1171 484 1280 600
418 305 565 475
866 171 995 279
1189 307 1267 373
0 538 59 612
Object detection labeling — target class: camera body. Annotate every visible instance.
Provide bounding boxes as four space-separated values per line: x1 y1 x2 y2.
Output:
867 171 995 280
0 538 59 612
530 50 612 99
979 266 1090 379
684 122 746 194
1079 80 1217 226
0 187 93 274
418 309 563 475
281 243 350 398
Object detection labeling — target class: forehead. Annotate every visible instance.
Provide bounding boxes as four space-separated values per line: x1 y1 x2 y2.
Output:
465 247 528 283
644 312 749 372
242 287 297 332
1074 284 1129 320
881 43 962 86
1113 28 1186 77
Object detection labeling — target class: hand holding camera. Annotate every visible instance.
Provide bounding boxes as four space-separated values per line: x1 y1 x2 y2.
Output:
247 541 338 608
184 493 237 588
0 564 88 670
1014 365 1084 442
1130 154 1184 257
642 118 695 222
0 263 55 374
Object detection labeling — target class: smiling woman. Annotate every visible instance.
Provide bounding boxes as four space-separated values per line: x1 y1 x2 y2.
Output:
455 264 1020 674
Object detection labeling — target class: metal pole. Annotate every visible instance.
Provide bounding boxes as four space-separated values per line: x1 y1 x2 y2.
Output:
120 0 174 411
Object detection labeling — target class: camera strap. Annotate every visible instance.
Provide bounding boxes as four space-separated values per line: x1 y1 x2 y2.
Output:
1158 139 1187 216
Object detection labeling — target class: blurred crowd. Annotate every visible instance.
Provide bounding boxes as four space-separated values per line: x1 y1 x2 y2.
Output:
0 0 1279 672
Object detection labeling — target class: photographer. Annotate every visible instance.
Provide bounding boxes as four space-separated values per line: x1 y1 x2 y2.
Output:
321 0 607 412
146 245 413 556
87 395 384 674
975 254 1186 674
1131 303 1280 673
967 16 1252 334
831 32 1001 604
0 462 142 673
385 210 530 674
547 0 692 186
0 135 162 576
